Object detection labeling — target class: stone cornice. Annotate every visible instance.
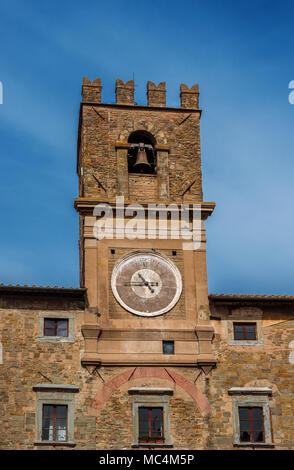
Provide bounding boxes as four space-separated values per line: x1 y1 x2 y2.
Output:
74 198 215 219
33 384 80 393
80 352 217 367
81 101 202 116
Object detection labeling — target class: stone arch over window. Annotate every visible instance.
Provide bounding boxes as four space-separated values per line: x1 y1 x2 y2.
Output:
118 121 167 146
91 367 210 416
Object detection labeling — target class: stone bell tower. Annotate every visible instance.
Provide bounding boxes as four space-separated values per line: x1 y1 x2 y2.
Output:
75 77 216 373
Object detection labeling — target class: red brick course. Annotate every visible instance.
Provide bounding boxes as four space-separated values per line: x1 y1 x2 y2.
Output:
92 366 210 415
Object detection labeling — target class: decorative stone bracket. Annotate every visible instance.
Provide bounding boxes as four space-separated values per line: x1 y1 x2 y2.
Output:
81 325 102 368
195 324 216 369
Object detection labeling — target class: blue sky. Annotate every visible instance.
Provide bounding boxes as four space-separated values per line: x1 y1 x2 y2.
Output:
0 0 293 294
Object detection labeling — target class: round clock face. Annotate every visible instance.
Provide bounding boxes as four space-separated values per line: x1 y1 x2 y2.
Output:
111 252 182 317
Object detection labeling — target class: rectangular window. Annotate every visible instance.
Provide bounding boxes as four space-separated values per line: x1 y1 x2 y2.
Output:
42 405 68 441
233 323 257 341
162 341 174 354
44 318 69 337
139 407 164 443
238 407 264 443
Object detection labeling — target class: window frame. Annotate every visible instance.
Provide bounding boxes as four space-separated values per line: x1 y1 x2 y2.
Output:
233 322 257 341
229 388 274 447
42 404 68 442
227 318 263 346
33 383 79 447
138 406 164 444
129 388 173 448
238 406 265 443
44 318 69 338
38 312 75 343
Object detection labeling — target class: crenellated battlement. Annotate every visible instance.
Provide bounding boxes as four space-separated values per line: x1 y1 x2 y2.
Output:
115 79 135 104
147 81 166 107
81 77 199 109
180 83 199 109
82 77 102 103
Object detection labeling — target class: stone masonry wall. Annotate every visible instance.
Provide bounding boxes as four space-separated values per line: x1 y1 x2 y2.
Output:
1 301 294 449
0 305 84 449
0 303 205 450
93 371 207 450
79 105 203 203
207 303 294 449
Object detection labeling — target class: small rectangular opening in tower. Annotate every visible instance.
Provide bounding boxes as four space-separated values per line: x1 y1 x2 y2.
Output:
162 341 174 355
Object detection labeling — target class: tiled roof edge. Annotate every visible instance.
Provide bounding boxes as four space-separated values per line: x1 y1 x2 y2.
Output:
0 284 87 294
209 294 294 302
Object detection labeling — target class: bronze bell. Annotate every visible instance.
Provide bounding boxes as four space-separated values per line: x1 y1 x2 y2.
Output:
133 147 151 170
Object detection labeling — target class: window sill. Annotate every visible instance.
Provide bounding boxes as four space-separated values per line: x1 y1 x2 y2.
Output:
132 444 173 448
38 336 74 343
233 442 275 448
34 441 76 447
128 173 157 177
229 341 263 346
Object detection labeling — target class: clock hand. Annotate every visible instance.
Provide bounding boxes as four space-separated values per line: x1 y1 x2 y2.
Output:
138 273 147 283
138 273 154 293
125 279 159 285
124 282 159 286
124 282 145 286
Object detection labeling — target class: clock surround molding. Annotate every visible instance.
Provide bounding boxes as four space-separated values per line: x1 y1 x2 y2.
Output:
110 250 183 318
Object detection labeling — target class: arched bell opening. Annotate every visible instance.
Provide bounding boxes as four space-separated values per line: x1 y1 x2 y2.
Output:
127 130 157 175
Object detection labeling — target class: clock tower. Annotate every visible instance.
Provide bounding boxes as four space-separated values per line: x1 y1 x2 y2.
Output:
75 78 217 446
75 78 216 370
